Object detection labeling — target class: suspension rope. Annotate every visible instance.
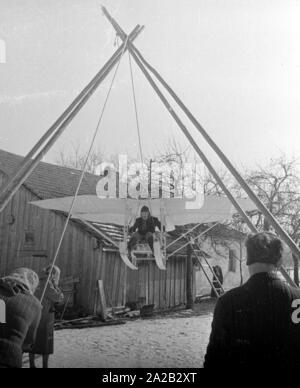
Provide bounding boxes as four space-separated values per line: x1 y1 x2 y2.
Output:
128 52 145 165
128 51 155 226
39 36 129 303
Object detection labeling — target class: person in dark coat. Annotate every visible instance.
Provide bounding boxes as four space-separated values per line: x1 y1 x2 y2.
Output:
0 268 42 368
29 265 64 368
128 206 162 255
204 232 300 368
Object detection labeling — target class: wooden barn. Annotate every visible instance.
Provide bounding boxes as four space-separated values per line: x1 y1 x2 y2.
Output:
0 149 197 314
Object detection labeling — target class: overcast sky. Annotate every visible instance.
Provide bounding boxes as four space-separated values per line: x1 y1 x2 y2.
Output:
0 0 300 170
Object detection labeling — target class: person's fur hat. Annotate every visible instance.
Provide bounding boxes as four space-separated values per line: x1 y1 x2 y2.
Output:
3 268 39 295
140 206 150 214
246 232 283 266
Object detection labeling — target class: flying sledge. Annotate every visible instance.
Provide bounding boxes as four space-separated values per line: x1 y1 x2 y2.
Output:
31 194 255 270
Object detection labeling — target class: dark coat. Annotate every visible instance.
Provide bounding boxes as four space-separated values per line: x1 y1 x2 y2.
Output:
31 277 63 355
129 216 161 235
212 265 223 285
204 272 300 368
0 280 42 368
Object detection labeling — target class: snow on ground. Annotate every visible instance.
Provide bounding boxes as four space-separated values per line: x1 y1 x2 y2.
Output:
24 302 215 368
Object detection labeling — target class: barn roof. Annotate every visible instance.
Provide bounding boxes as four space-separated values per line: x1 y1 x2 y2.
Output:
0 149 98 199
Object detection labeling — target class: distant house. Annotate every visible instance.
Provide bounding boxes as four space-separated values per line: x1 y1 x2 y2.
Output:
194 225 247 296
194 225 296 296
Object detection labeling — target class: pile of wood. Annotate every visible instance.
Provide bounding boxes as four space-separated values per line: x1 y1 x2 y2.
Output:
54 279 156 330
110 306 141 318
54 307 142 331
95 280 153 319
54 316 126 331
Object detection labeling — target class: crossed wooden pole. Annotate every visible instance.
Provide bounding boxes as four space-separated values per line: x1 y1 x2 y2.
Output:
0 24 143 214
0 6 298 287
101 6 299 287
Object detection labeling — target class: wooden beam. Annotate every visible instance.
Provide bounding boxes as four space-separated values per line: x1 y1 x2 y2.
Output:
166 222 201 249
135 48 300 260
0 25 143 214
97 280 107 320
167 223 219 258
101 9 254 232
99 7 298 288
186 245 193 309
79 219 120 249
129 46 299 287
131 51 297 287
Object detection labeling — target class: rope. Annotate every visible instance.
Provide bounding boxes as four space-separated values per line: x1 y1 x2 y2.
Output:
128 52 145 165
39 36 129 303
128 52 156 229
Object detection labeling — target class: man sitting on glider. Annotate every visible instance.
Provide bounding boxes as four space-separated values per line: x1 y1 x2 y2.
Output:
128 206 162 256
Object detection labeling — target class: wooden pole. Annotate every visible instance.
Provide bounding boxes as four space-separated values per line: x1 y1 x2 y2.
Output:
167 223 219 258
130 47 300 271
101 8 255 234
101 9 297 287
79 219 120 249
128 51 255 228
97 280 107 320
186 244 194 309
239 239 244 285
0 25 143 214
123 265 127 306
129 50 296 287
293 253 299 287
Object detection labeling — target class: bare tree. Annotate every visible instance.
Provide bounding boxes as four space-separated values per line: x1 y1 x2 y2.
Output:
202 155 300 285
55 139 300 284
158 144 300 285
245 155 300 285
55 143 104 174
157 138 247 284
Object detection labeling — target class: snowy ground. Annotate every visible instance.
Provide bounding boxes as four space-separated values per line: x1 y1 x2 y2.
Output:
24 301 215 368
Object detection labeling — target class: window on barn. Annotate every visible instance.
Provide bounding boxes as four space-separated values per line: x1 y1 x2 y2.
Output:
229 249 237 272
24 230 35 247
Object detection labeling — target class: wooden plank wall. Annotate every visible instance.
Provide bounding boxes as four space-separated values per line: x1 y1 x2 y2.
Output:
125 256 187 310
0 173 189 313
93 252 187 312
0 173 105 312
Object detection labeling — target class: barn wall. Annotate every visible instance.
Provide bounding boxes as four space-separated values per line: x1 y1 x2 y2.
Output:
125 256 187 310
0 174 103 312
97 250 127 309
80 251 188 313
0 173 188 313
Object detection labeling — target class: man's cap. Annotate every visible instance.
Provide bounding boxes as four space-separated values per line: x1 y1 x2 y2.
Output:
246 232 283 266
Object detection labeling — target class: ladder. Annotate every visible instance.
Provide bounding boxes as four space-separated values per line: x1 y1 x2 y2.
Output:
189 239 225 298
